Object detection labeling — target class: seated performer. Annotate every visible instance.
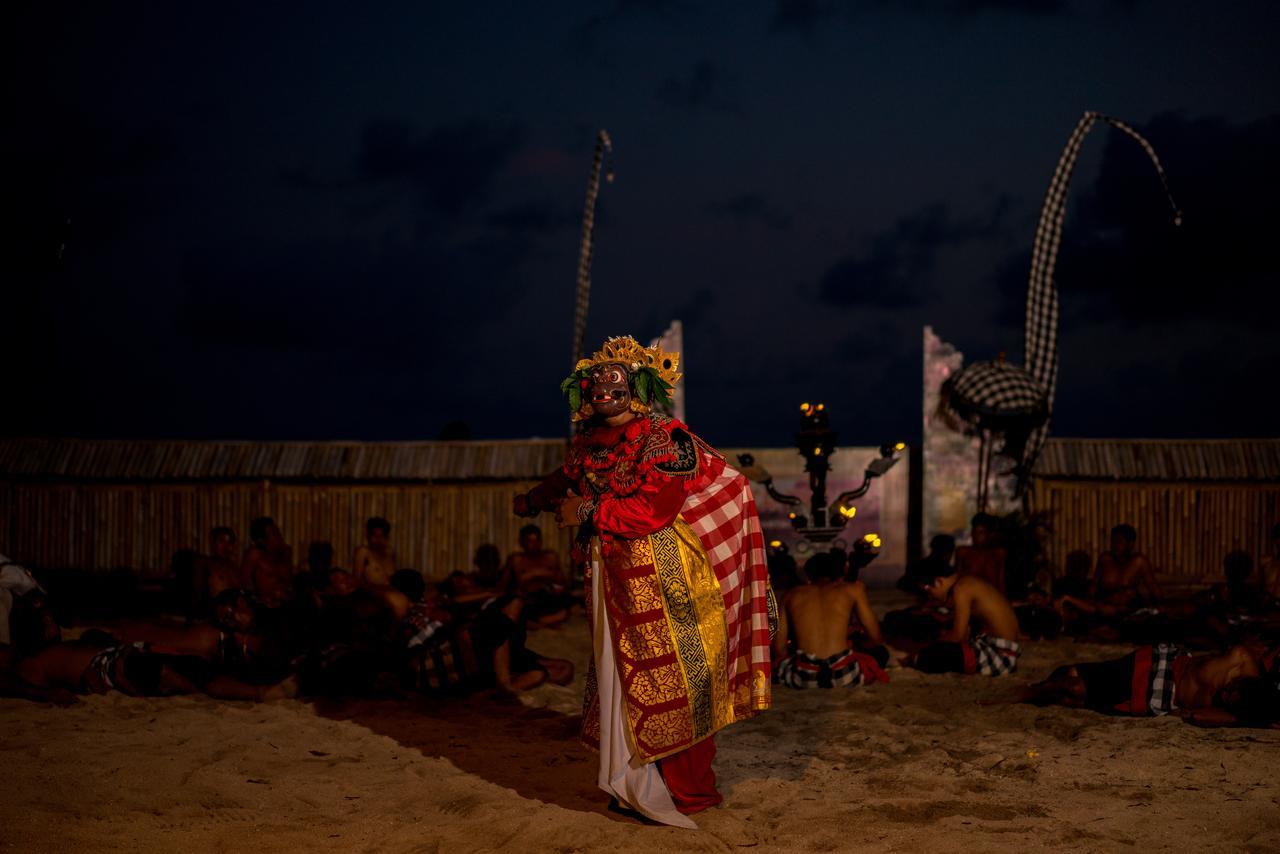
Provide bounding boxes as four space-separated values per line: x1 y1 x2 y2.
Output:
774 552 888 689
502 524 574 628
513 336 771 827
1092 524 1162 611
954 513 1007 594
196 526 243 604
470 544 506 590
242 517 296 609
1021 643 1279 728
909 565 1022 676
353 517 397 587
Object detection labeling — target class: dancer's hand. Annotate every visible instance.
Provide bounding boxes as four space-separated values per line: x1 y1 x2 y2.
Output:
556 496 585 529
513 493 534 517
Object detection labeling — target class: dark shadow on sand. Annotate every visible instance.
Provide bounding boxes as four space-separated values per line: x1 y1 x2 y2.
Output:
312 692 636 822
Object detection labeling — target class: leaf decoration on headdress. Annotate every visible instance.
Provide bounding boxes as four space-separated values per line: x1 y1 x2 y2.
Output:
634 366 673 408
634 369 652 404
561 368 592 413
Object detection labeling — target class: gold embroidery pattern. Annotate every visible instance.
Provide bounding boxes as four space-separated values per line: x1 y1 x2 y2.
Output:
613 536 654 570
678 522 733 729
618 572 665 616
651 526 717 738
629 660 687 709
640 708 695 752
618 620 673 663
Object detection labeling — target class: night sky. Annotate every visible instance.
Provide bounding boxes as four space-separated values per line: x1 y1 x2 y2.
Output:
9 2 1279 448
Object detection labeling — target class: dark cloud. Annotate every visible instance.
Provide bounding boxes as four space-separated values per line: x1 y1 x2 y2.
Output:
655 61 742 115
615 0 682 10
485 202 578 233
705 193 792 230
772 0 1137 32
901 0 1067 14
277 166 346 191
177 234 532 356
771 0 837 33
995 111 1280 328
355 119 523 215
819 198 1012 307
670 288 718 328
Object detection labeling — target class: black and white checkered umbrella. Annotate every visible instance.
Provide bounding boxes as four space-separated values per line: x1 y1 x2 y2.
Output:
942 359 1049 431
940 359 1050 511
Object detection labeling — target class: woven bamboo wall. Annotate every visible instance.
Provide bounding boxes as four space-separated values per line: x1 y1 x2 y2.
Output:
0 480 570 581
1034 480 1280 579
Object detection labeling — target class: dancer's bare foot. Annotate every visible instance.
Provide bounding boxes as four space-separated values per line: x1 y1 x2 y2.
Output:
508 669 547 692
538 657 574 686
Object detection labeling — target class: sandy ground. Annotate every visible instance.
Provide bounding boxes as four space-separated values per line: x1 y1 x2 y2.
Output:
4 603 1280 853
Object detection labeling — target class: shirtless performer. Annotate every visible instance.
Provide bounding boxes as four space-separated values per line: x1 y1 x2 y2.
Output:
774 551 888 689
1021 642 1279 728
196 526 243 602
1092 524 1162 611
5 637 293 704
910 566 1023 676
242 517 295 608
353 517 397 587
954 513 1007 594
502 524 573 627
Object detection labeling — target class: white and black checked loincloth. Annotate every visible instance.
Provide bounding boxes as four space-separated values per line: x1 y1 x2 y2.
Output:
776 648 869 689
1147 642 1181 715
969 634 1022 676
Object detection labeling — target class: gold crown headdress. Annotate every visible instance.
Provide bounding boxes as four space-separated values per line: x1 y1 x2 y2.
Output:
561 335 681 421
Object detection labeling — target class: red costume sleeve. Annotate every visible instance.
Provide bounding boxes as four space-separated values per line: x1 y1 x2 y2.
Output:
594 474 687 539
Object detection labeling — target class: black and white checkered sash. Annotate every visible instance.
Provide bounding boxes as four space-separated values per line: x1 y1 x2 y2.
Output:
1022 111 1182 479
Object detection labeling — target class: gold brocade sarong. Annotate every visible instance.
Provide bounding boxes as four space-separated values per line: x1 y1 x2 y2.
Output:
581 517 735 763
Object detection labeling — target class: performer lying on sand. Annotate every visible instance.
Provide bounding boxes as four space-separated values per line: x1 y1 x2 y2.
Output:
1020 643 1280 728
3 635 295 705
774 551 888 689
907 566 1022 676
514 336 772 828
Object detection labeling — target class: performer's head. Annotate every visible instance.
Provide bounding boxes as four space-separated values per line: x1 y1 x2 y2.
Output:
562 336 681 423
518 524 543 553
587 362 633 418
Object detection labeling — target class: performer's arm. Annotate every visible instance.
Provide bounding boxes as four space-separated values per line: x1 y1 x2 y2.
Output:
939 587 972 643
515 469 576 516
588 475 687 540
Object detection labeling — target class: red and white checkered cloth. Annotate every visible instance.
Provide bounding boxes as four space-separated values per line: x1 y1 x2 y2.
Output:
681 450 773 717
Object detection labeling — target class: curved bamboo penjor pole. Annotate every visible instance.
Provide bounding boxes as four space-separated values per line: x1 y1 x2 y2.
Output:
571 130 614 367
1020 111 1182 483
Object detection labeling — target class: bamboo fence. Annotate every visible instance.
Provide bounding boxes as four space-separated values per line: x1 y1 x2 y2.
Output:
0 479 563 580
1033 480 1280 580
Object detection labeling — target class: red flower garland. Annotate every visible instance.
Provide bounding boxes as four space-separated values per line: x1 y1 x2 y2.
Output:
570 416 678 499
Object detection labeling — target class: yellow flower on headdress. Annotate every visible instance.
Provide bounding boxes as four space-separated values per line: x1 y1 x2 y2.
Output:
560 336 681 420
